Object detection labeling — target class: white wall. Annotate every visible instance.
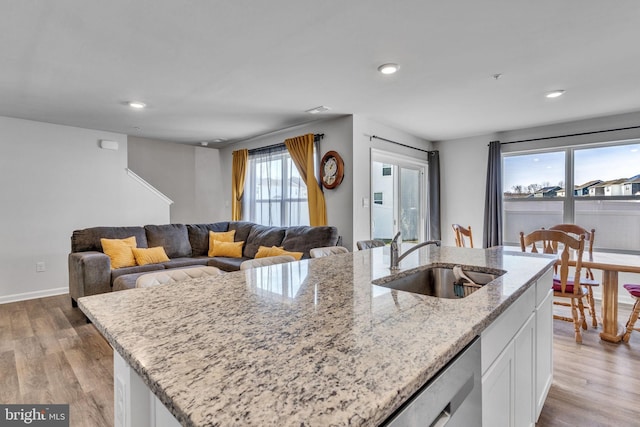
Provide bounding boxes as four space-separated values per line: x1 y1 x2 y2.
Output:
219 116 356 249
0 117 170 303
351 116 432 248
435 133 498 247
128 137 226 223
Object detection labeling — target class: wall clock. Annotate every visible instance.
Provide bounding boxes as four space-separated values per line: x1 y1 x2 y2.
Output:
320 150 344 189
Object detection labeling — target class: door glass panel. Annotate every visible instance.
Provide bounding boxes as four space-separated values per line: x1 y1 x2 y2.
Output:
400 167 420 242
372 161 395 241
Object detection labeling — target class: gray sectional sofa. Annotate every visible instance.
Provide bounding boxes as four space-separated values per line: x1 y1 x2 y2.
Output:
68 221 339 306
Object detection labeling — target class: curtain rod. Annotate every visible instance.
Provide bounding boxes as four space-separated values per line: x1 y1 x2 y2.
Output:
246 133 324 154
501 125 640 145
369 135 433 154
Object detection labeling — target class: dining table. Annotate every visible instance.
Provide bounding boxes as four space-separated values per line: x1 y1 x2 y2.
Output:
568 251 640 343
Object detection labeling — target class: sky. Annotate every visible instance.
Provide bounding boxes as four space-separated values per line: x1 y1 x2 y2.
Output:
503 143 640 192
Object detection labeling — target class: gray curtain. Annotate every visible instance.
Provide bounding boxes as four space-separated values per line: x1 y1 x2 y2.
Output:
483 141 503 248
428 151 441 240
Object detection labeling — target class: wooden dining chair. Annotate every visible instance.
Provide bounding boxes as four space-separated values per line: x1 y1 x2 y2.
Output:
622 284 640 342
356 239 386 250
452 224 474 248
520 229 587 343
548 224 599 327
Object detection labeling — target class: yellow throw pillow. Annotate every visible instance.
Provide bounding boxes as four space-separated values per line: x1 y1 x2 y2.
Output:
254 246 284 259
269 246 303 260
132 246 170 266
100 236 137 269
209 240 244 258
208 230 236 256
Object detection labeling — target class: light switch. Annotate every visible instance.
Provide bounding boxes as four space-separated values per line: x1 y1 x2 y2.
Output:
363 197 370 208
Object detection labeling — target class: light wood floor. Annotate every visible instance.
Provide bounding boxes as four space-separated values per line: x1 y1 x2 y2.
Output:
1 294 639 427
0 294 113 426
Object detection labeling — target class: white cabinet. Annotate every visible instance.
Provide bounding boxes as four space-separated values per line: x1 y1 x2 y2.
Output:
481 267 553 427
535 274 554 419
114 350 181 427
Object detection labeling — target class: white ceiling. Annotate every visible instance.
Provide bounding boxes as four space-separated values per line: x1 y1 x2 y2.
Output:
2 1 640 147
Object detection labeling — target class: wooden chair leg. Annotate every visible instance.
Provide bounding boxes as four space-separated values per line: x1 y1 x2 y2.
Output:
571 298 583 343
577 297 588 331
586 286 598 328
623 298 640 343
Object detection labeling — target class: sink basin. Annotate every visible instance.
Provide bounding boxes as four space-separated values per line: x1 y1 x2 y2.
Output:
373 266 504 299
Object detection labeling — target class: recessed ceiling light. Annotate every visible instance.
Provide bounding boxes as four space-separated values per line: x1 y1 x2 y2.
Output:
378 63 400 75
128 101 147 109
305 106 331 114
200 142 209 147
545 90 565 99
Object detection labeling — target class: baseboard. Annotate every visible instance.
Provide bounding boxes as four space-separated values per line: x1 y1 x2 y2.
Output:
0 287 68 305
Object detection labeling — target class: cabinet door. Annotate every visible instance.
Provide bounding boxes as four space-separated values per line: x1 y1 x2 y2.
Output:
482 342 514 427
535 289 554 419
514 313 535 427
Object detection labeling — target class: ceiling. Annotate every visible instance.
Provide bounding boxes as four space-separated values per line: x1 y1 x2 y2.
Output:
3 1 640 147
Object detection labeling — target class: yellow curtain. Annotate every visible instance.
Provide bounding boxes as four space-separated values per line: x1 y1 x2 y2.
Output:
231 149 248 220
285 134 327 226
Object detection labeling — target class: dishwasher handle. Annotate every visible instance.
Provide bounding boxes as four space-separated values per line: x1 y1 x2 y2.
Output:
429 374 475 427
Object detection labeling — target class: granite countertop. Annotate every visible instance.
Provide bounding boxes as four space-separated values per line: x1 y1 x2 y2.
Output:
79 245 555 427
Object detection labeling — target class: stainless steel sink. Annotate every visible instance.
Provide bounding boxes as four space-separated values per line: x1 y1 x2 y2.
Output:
373 267 504 299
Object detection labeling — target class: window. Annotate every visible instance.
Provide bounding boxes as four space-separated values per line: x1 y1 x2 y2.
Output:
382 164 392 176
243 144 309 227
503 141 640 252
373 192 383 205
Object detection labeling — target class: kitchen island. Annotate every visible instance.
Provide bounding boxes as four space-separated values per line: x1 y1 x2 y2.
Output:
78 245 555 426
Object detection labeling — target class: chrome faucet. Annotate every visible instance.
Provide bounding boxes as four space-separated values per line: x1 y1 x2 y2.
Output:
390 231 441 270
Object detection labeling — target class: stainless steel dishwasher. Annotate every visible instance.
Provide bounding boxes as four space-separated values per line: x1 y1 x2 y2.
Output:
382 337 481 427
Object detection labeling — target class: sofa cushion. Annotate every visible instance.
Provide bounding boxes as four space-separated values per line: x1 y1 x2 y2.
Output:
100 236 138 269
269 246 303 260
243 225 286 258
145 224 192 258
71 226 147 252
162 257 210 269
110 264 165 285
112 273 144 291
208 230 236 256
281 226 339 259
187 222 229 257
207 256 250 272
210 240 244 258
228 221 256 244
132 246 170 266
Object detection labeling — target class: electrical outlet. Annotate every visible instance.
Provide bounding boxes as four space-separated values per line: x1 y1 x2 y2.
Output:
36 262 46 272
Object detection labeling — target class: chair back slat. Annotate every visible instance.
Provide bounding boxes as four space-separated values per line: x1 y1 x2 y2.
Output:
520 229 585 295
452 224 474 248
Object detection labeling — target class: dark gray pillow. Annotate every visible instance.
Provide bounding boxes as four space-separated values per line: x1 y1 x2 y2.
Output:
228 221 256 243
145 224 191 258
281 226 339 259
187 222 229 256
243 225 286 258
71 226 147 252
